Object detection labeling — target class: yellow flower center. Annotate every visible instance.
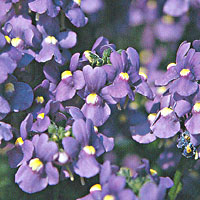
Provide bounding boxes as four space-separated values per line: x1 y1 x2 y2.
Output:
139 72 148 80
15 137 24 146
119 72 129 81
160 107 173 117
129 102 139 110
11 37 22 47
5 83 15 93
162 15 174 24
157 86 167 95
90 184 102 192
44 36 58 45
167 62 176 70
5 35 11 43
103 195 115 200
73 0 81 6
29 158 43 172
35 96 44 104
139 67 148 75
150 168 158 176
94 126 98 133
186 144 192 154
61 70 72 80
139 49 153 65
86 93 98 104
147 0 157 9
83 146 96 155
37 113 45 119
147 113 157 122
193 102 200 112
119 114 127 123
180 69 190 77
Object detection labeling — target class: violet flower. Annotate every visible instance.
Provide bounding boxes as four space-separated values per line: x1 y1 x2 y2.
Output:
81 65 116 126
36 14 77 64
56 53 85 101
15 134 59 193
150 107 180 138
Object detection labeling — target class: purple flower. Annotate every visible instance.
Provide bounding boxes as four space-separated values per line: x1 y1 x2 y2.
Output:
81 0 103 14
185 102 200 134
0 53 17 84
136 159 173 200
63 119 102 178
154 15 185 42
0 122 13 144
31 100 60 132
62 0 88 27
78 161 136 200
67 106 114 155
163 0 189 17
28 0 60 18
2 15 41 65
7 138 34 168
15 134 59 193
150 107 180 138
102 50 139 100
56 53 85 101
0 76 34 118
131 113 157 144
81 65 115 126
36 14 77 64
103 49 153 101
155 41 200 97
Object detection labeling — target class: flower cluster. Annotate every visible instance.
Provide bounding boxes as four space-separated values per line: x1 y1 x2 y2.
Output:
3 34 156 194
1 0 200 199
131 41 200 160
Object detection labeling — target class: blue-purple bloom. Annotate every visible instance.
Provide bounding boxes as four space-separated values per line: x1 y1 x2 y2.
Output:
15 134 59 193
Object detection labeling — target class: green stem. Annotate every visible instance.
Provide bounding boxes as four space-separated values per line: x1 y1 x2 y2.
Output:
60 10 65 31
117 103 122 110
168 157 185 200
80 177 85 186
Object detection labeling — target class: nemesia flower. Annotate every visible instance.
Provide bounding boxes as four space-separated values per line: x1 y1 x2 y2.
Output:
163 0 189 17
62 0 88 27
15 134 59 193
78 161 136 200
2 14 41 66
62 119 102 178
150 107 180 138
36 14 77 64
67 106 114 155
0 122 13 144
185 102 200 134
56 53 85 101
81 65 116 126
81 0 103 14
28 0 60 18
31 100 60 132
131 113 157 144
0 75 34 118
136 159 173 200
102 48 153 101
154 15 185 42
155 41 200 97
